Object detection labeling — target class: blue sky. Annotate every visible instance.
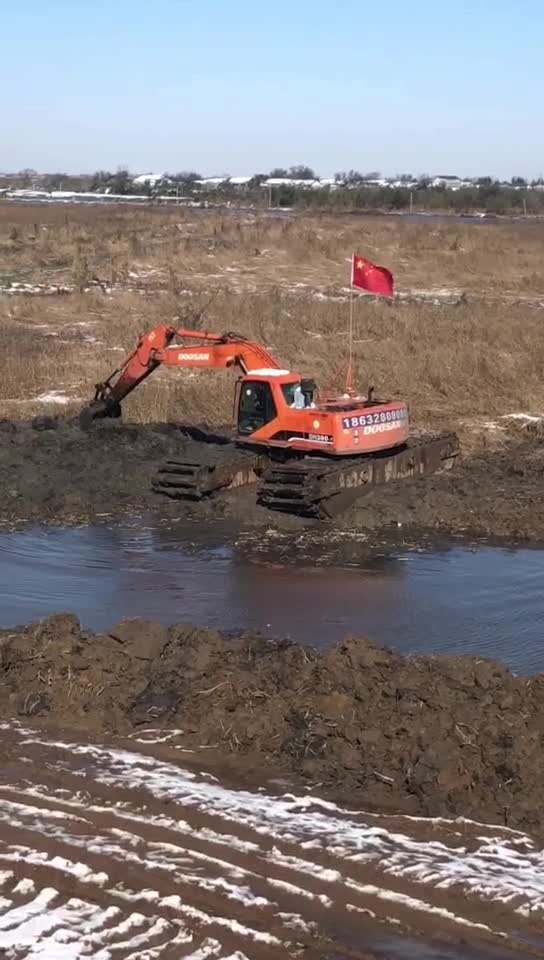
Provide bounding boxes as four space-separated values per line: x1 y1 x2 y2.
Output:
1 0 542 177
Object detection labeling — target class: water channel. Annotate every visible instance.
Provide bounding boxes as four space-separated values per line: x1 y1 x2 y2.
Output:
1 518 543 674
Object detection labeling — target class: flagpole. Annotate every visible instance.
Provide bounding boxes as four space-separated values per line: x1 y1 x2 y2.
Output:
346 255 354 395
347 287 354 395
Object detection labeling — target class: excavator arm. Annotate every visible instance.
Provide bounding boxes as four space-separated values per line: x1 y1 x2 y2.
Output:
80 323 284 428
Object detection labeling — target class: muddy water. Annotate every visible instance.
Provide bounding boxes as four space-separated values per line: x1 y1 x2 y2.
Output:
1 519 544 673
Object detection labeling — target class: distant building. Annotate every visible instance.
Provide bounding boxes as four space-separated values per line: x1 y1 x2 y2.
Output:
430 175 471 190
196 177 229 187
132 173 171 187
263 177 320 188
388 179 419 189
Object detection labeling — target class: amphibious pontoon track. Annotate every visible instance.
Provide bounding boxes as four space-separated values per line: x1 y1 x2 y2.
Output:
258 432 460 518
152 439 263 500
151 430 460 519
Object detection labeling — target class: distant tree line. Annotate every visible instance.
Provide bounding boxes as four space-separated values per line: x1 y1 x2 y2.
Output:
87 166 544 214
294 183 544 216
2 165 544 215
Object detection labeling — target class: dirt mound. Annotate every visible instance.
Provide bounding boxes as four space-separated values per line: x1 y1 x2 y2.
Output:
2 613 544 836
0 417 245 526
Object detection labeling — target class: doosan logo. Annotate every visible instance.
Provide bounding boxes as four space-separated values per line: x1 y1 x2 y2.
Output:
363 421 401 435
178 352 210 361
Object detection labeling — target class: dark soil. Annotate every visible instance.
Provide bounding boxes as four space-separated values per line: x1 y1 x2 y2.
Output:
3 612 544 838
0 417 243 525
346 431 544 541
0 416 544 543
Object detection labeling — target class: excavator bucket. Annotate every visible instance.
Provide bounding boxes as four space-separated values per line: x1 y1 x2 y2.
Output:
79 398 122 431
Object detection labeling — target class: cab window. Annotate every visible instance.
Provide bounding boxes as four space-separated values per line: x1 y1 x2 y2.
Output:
238 380 278 435
282 381 308 409
281 383 296 406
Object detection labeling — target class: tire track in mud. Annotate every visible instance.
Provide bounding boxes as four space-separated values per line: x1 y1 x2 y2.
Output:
0 722 543 959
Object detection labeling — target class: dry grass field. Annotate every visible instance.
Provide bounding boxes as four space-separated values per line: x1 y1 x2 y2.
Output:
1 202 544 295
1 201 543 445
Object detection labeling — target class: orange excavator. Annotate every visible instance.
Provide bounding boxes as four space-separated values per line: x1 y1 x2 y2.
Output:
80 323 459 518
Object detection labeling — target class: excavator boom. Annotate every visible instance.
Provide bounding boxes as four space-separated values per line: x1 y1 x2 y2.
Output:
80 324 285 427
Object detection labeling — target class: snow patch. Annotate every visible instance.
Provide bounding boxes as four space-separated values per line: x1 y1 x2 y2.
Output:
14 878 36 895
502 412 544 423
34 390 73 405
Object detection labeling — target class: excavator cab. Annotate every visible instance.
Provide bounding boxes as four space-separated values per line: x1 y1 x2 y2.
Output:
236 372 301 436
235 369 415 456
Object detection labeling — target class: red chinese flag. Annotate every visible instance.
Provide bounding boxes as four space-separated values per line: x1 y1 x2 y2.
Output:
351 253 394 297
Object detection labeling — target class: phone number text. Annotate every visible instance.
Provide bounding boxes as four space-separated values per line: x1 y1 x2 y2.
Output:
342 409 407 429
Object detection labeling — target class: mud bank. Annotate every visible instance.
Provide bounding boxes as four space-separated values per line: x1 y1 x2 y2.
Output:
2 613 544 838
0 418 194 526
5 722 543 960
1 417 544 543
345 430 544 542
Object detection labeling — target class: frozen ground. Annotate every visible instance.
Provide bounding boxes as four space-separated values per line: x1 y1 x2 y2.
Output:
0 721 543 958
